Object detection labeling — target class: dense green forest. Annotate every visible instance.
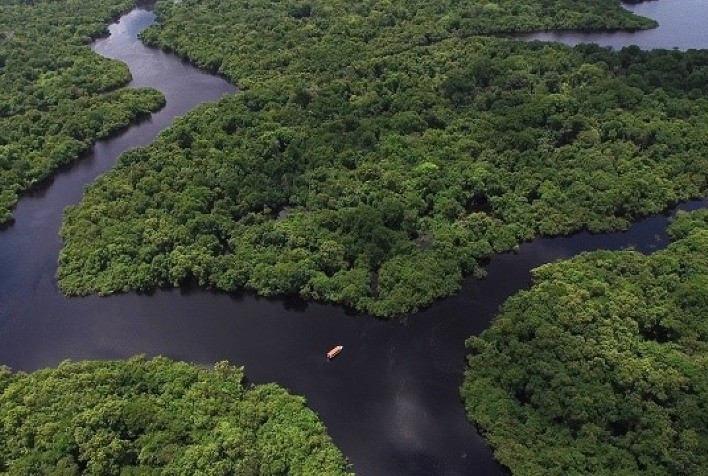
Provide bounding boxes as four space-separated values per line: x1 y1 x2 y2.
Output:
0 0 164 224
58 0 707 316
0 356 350 474
462 209 708 474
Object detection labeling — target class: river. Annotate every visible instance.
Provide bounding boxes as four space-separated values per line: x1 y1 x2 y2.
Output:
519 0 708 50
0 2 706 475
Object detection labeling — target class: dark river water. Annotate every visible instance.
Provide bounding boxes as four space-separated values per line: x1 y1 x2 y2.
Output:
519 0 708 50
0 3 706 475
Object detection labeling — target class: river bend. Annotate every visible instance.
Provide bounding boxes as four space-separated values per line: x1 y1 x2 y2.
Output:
0 3 706 475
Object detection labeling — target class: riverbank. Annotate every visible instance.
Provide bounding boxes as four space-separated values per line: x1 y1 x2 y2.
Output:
0 0 166 225
0 2 706 475
59 0 708 317
463 209 708 474
518 0 708 50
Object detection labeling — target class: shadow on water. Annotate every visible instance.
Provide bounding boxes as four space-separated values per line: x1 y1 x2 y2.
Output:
0 3 706 475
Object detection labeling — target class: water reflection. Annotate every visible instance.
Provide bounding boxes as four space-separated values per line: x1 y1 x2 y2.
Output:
518 0 708 50
0 4 706 475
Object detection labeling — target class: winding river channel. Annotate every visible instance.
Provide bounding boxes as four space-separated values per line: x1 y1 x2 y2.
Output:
0 2 706 475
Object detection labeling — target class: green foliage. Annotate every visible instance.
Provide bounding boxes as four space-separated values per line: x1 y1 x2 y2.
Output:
0 0 165 224
668 208 708 240
58 0 707 316
461 210 708 474
0 356 351 475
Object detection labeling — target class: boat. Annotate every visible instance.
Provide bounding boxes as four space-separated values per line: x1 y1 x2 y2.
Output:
326 345 343 360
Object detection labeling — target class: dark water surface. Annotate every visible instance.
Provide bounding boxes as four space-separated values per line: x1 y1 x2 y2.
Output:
519 0 708 50
0 5 706 476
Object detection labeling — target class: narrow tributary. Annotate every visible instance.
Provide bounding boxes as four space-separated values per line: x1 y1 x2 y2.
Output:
0 3 706 475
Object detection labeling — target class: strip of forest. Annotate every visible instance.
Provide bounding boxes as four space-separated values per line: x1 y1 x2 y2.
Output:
0 0 164 224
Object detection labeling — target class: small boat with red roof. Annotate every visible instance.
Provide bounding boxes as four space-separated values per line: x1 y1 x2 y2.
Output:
326 345 343 360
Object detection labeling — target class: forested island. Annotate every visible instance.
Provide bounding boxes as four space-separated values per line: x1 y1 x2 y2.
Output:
57 0 707 316
0 356 350 474
0 0 705 474
462 209 708 474
0 0 164 224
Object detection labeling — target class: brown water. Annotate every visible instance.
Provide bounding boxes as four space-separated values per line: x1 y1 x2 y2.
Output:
0 4 705 475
